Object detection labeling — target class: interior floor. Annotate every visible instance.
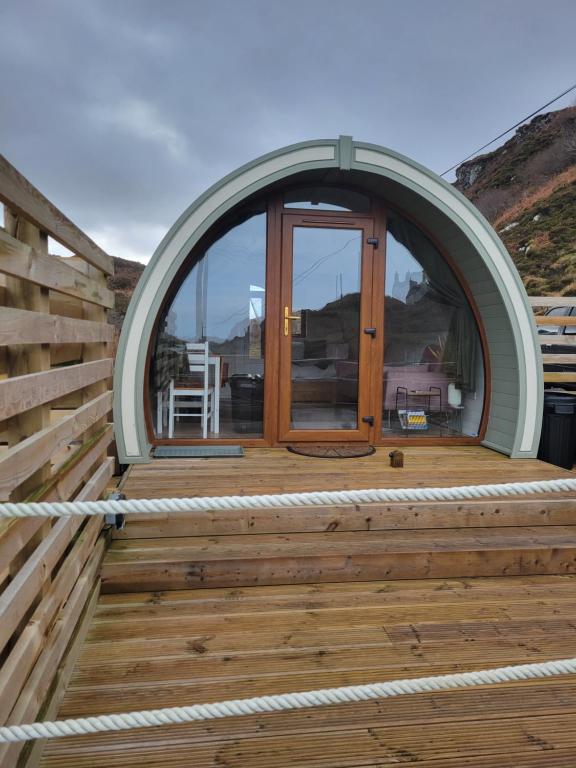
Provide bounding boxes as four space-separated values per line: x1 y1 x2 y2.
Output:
155 397 474 440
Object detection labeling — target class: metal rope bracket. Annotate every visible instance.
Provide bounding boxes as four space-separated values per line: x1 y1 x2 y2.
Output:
104 492 126 530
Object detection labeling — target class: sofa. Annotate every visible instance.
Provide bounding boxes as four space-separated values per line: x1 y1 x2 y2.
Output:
383 364 450 411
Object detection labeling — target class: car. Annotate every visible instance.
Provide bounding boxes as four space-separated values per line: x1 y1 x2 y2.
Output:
538 305 576 392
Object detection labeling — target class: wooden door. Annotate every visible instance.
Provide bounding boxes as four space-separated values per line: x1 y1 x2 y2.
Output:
278 212 379 442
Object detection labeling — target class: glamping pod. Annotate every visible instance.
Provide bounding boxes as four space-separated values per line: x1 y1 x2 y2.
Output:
114 137 542 462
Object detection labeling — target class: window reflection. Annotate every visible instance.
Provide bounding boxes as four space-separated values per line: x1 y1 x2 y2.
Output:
284 186 370 212
290 227 362 430
150 209 267 439
382 210 484 437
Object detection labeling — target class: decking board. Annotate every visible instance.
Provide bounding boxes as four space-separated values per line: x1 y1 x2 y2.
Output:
119 447 570 502
101 525 576 591
40 575 576 767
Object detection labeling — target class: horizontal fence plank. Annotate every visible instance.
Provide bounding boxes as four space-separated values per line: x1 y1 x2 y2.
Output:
542 354 576 365
539 335 576 346
22 581 101 768
0 516 102 726
535 315 576 326
0 154 113 275
0 516 84 655
50 344 83 366
0 230 114 307
48 292 84 321
0 307 114 345
75 456 115 501
0 391 113 500
40 426 113 503
544 372 576 383
0 519 45 581
0 541 105 768
529 296 576 307
0 359 113 420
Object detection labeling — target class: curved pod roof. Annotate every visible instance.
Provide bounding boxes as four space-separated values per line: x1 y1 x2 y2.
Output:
114 136 542 462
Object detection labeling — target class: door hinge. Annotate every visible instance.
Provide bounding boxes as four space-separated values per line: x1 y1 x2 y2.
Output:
362 416 374 426
366 237 379 247
363 327 376 337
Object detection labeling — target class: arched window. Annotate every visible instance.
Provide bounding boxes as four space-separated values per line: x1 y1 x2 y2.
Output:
382 209 484 437
147 193 485 444
150 205 267 439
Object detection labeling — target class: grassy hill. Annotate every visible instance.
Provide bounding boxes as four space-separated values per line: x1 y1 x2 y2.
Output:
454 105 576 295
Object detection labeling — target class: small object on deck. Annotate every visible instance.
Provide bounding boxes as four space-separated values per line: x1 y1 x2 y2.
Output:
154 446 244 458
389 449 404 467
287 445 376 459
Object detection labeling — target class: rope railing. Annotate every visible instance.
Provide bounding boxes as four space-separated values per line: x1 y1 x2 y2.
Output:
1 477 576 519
2 656 576 743
2 476 575 743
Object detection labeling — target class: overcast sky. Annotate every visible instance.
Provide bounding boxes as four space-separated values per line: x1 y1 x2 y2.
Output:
1 0 575 263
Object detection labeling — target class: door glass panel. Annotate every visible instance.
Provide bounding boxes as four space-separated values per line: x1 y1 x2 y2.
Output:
149 208 266 439
289 227 362 430
382 209 484 437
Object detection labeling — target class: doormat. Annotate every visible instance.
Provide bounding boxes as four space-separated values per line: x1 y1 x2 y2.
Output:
154 446 244 458
287 445 375 459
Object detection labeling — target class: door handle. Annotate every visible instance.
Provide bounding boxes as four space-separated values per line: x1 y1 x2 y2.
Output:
284 306 300 336
284 306 300 321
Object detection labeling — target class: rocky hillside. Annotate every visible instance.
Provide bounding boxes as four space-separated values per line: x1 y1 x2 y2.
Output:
107 256 145 329
455 105 576 295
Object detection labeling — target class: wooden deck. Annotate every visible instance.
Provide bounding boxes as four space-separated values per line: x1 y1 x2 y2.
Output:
38 447 576 766
119 446 572 499
40 575 576 767
105 447 576 592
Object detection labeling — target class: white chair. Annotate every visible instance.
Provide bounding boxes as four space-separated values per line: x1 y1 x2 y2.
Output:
168 342 216 439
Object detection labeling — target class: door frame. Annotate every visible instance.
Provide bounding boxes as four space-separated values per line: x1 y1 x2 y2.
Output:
276 210 380 442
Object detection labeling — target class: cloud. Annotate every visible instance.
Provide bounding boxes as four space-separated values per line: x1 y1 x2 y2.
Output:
88 98 187 159
85 222 168 263
1 0 575 263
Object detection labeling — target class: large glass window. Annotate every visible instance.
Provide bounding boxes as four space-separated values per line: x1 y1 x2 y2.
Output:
148 189 485 444
382 209 484 438
150 206 267 439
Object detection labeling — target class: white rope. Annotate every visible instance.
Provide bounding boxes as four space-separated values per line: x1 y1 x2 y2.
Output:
1 477 576 519
2 656 576 743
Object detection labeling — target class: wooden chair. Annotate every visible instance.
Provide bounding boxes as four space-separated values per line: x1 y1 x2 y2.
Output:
168 342 216 439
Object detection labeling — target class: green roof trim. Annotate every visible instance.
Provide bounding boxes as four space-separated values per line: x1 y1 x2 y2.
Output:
113 137 542 463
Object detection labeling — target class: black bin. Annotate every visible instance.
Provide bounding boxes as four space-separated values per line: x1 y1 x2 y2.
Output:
229 374 264 434
538 391 576 469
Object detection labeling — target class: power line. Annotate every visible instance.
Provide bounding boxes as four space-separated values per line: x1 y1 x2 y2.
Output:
440 81 576 178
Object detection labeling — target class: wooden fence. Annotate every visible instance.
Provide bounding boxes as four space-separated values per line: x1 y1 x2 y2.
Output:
0 154 115 767
530 296 576 386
